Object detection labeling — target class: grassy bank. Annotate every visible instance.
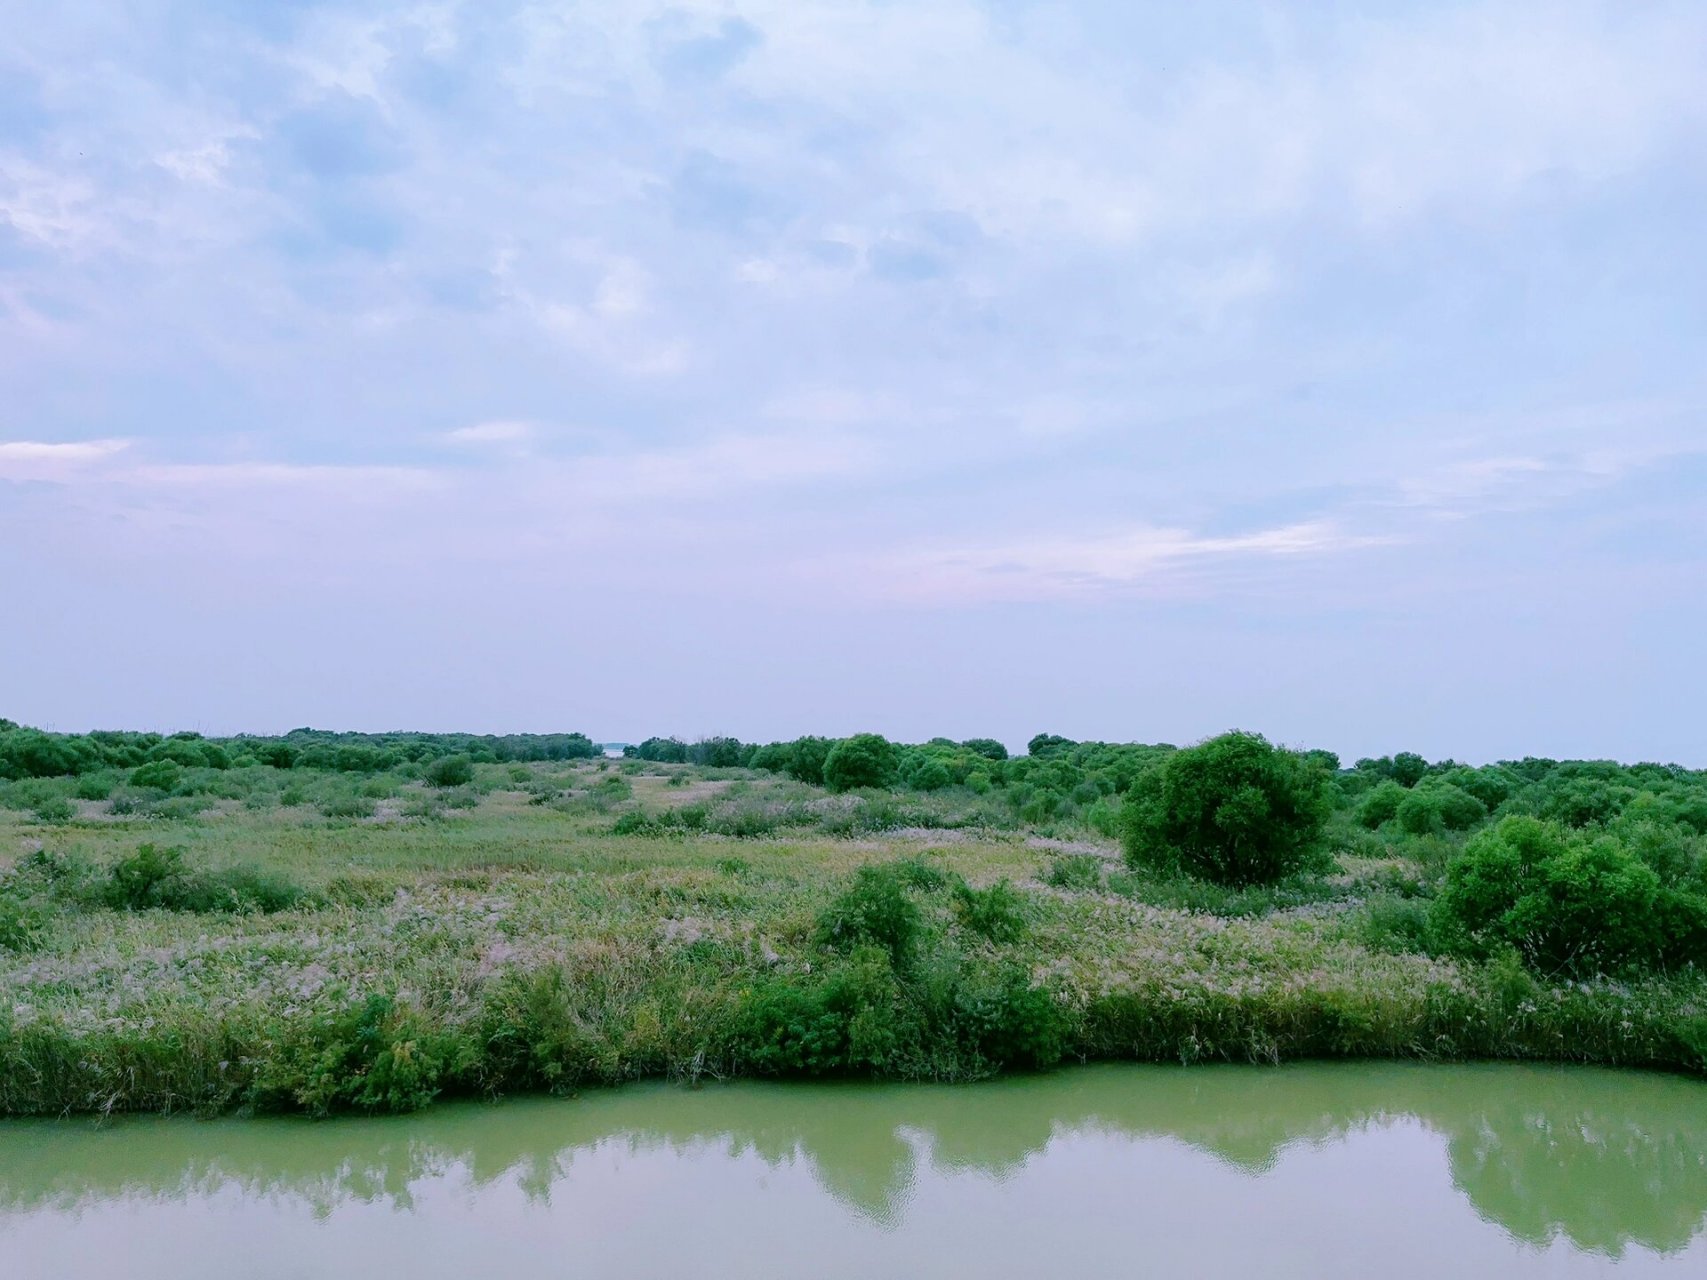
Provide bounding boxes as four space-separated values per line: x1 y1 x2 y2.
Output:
3 758 1705 1116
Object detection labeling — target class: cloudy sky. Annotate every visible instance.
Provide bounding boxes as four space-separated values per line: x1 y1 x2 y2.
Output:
4 1 1705 763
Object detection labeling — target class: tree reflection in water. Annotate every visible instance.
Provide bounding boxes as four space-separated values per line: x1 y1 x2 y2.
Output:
1 1063 1702 1257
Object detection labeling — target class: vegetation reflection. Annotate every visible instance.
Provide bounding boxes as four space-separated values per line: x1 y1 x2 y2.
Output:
2 1064 1702 1257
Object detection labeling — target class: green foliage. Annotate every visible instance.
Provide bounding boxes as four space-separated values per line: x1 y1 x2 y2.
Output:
901 754 953 791
30 795 75 824
961 738 1009 762
1359 780 1407 828
1043 853 1104 891
1027 734 1075 757
106 843 190 910
256 994 475 1115
954 968 1066 1069
739 947 1064 1079
740 945 915 1076
627 736 689 762
891 855 952 891
1359 895 1442 956
1108 868 1346 917
1120 731 1333 886
951 879 1029 944
1432 817 1705 975
815 864 922 969
424 754 475 788
128 760 183 791
104 844 311 914
822 734 901 792
0 875 52 951
1390 752 1429 787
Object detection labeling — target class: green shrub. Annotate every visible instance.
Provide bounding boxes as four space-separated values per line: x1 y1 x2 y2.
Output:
104 843 310 914
72 771 118 801
255 994 475 1115
822 734 901 793
815 864 922 969
1120 731 1332 886
1357 781 1407 828
740 945 916 1076
318 791 376 819
106 843 190 910
0 890 49 952
1085 797 1122 837
128 760 183 791
1396 782 1486 835
31 795 75 824
424 755 475 788
176 866 313 914
1395 787 1444 835
954 969 1065 1069
951 880 1028 944
1431 817 1692 974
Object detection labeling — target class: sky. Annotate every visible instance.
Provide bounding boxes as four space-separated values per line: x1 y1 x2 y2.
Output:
3 1 1705 764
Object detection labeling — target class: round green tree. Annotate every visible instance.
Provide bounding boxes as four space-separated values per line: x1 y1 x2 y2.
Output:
822 734 900 793
1120 731 1333 885
424 754 474 788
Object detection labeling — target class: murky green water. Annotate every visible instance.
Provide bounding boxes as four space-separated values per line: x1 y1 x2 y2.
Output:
2 1063 1704 1278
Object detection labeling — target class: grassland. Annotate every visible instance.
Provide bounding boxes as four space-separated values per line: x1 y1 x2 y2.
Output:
3 758 1705 1116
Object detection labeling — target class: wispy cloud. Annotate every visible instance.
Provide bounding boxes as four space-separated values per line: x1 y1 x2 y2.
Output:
0 438 132 481
858 519 1389 604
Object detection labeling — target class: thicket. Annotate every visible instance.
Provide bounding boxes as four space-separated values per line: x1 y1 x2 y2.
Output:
1120 732 1333 886
0 722 600 783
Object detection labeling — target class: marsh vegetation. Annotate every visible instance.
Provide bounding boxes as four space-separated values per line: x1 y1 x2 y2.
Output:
2 720 1705 1116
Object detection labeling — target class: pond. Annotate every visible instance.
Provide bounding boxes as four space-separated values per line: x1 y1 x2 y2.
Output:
2 1063 1704 1278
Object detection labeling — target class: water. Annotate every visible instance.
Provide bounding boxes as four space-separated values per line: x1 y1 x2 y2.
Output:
2 1063 1704 1278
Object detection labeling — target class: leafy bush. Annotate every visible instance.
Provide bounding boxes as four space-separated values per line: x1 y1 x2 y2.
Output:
318 790 376 819
951 880 1028 944
823 734 901 793
953 969 1066 1069
424 755 475 788
740 946 915 1076
0 889 50 952
815 864 922 969
72 772 118 801
1358 781 1407 828
128 760 182 791
30 795 75 824
1431 817 1704 974
1120 731 1333 886
256 994 474 1115
1394 782 1488 836
106 843 191 910
104 843 311 914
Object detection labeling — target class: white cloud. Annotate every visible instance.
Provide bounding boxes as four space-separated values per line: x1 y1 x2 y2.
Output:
442 420 538 447
860 519 1389 604
0 438 132 481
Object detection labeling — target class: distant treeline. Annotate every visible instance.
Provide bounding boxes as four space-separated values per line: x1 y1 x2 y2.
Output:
625 730 1707 841
0 720 600 779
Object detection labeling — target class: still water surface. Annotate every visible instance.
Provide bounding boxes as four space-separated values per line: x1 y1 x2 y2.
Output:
2 1062 1705 1278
